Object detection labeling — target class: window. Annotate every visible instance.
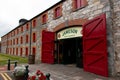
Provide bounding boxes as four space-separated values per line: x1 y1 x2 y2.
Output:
54 6 62 18
13 48 14 55
16 38 18 44
32 47 36 55
20 48 22 56
8 48 9 54
10 48 12 54
14 31 15 36
42 14 47 24
75 0 82 9
11 40 12 45
17 28 19 34
8 40 9 46
16 48 18 55
21 26 23 32
72 0 87 11
13 39 15 45
26 35 28 43
11 32 12 37
32 19 36 27
33 33 36 42
21 36 23 44
26 23 29 30
25 47 28 56
7 41 8 45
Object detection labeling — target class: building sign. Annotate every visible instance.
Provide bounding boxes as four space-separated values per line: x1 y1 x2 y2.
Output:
57 27 82 40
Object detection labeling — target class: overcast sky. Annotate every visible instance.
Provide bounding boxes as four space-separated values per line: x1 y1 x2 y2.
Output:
0 0 61 41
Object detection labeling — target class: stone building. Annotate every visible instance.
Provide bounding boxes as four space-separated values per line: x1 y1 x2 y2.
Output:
1 0 120 77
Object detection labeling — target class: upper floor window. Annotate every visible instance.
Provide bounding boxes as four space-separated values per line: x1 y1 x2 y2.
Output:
54 6 62 18
33 33 36 42
16 38 18 44
21 26 23 32
32 19 36 28
14 31 15 36
17 28 19 34
11 40 12 45
26 23 29 30
42 14 47 24
13 39 15 45
72 0 87 11
11 32 12 37
21 36 23 44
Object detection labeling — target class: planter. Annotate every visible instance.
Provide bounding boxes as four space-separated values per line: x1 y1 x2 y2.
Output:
14 75 25 80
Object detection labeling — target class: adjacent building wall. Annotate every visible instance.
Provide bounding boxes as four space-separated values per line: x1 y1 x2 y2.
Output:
111 0 120 76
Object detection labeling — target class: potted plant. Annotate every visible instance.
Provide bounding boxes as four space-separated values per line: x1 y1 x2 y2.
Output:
28 70 46 80
13 65 26 80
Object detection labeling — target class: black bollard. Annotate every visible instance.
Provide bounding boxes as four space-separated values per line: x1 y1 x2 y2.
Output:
7 59 10 70
24 65 29 80
46 73 50 80
14 61 17 68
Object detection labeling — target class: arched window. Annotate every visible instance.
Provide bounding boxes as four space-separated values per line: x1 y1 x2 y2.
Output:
16 48 18 55
33 33 36 42
20 48 22 56
54 6 61 18
26 35 29 43
42 14 47 24
72 0 87 10
26 23 29 30
16 38 18 44
32 47 36 55
21 36 23 44
21 26 23 32
32 19 36 27
13 48 14 55
25 47 28 56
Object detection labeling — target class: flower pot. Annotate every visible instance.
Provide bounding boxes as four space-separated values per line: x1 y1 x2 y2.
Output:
14 75 25 80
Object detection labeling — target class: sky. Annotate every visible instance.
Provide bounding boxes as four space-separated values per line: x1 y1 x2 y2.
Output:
0 0 61 41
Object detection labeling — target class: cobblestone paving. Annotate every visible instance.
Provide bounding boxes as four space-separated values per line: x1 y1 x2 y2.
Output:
29 63 120 80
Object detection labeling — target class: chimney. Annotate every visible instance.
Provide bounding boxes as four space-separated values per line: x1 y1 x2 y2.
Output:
19 19 28 25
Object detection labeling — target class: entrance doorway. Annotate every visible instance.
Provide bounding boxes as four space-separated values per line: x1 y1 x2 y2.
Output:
56 37 83 68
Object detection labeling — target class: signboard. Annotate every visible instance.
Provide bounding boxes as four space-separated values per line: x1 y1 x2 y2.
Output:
57 27 82 40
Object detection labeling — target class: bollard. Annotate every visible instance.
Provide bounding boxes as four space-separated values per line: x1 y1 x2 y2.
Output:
46 73 50 80
14 61 17 68
7 59 10 70
24 65 29 80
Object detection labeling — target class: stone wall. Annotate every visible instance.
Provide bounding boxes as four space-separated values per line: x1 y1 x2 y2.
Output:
111 0 120 76
41 0 115 76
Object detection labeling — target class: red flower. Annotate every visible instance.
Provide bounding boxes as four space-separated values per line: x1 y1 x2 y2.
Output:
31 76 36 80
36 70 41 75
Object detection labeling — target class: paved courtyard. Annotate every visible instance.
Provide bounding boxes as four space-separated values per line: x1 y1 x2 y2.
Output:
28 63 119 80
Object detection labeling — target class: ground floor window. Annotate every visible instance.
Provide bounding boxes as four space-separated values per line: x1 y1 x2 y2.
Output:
26 47 28 56
32 47 36 55
20 48 22 56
